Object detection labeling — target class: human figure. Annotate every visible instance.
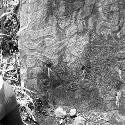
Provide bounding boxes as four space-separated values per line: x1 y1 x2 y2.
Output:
0 75 23 125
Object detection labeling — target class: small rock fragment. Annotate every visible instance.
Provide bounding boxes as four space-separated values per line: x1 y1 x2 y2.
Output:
73 116 85 125
69 108 77 116
54 106 66 118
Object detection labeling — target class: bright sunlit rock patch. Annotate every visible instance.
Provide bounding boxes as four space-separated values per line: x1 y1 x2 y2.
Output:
54 106 67 118
69 108 77 116
73 116 85 125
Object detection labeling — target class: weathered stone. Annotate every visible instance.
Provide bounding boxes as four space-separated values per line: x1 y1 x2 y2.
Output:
19 0 125 119
26 54 37 68
64 34 78 64
27 30 43 39
29 1 42 13
26 78 39 92
20 12 30 27
27 66 41 79
54 106 66 118
58 18 71 30
73 116 85 125
29 0 37 3
69 108 77 116
36 41 46 53
44 37 56 47
121 70 125 81
42 45 57 59
29 9 43 22
67 33 88 58
21 3 30 13
43 25 56 38
67 34 77 48
65 24 77 38
76 34 89 50
26 27 53 39
22 39 39 50
20 2 32 27
118 90 125 116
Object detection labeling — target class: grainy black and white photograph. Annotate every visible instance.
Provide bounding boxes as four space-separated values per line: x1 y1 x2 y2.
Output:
0 0 125 125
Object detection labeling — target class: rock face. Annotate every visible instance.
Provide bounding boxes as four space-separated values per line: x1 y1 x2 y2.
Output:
19 0 88 89
19 0 125 122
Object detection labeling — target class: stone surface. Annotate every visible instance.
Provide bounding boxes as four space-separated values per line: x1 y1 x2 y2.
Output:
73 116 85 125
26 54 37 68
69 108 77 116
66 24 78 38
54 106 66 118
19 1 125 124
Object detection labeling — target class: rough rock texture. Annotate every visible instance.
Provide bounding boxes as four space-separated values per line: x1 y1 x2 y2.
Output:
19 0 125 124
